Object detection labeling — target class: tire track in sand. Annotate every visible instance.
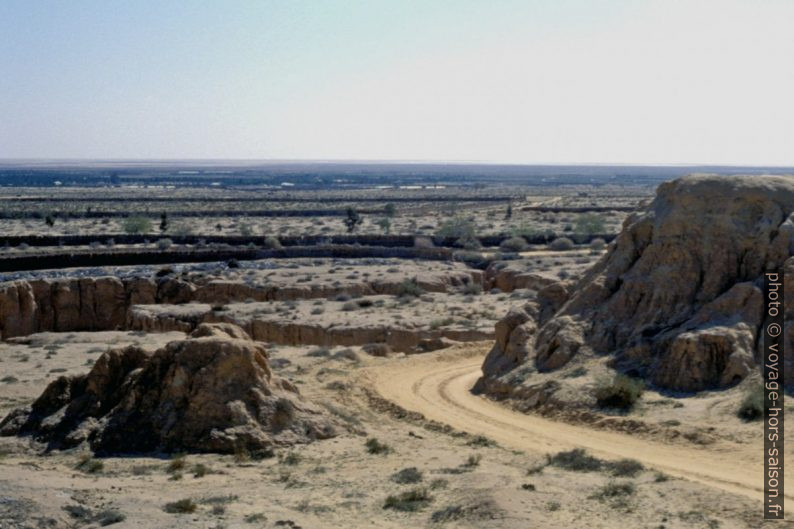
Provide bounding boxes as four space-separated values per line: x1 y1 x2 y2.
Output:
365 346 788 503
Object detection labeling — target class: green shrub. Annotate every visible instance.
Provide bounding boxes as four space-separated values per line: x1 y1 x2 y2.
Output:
365 438 392 455
396 279 424 298
163 498 197 514
466 435 494 447
96 509 126 526
191 463 209 478
499 236 529 252
594 374 644 410
436 217 476 240
280 452 302 466
121 216 152 234
166 455 186 473
590 237 607 251
264 236 282 249
737 382 764 421
607 459 644 477
575 213 606 235
463 454 481 467
546 448 602 472
75 454 104 474
462 282 482 295
392 467 423 484
549 237 575 251
383 488 432 511
589 481 636 501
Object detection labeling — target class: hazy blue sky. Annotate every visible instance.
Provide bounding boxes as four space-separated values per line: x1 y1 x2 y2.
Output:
1 0 793 164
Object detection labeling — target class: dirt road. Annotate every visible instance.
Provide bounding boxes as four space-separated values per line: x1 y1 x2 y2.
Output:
363 344 785 503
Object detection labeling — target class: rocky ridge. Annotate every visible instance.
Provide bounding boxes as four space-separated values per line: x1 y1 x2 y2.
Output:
478 175 794 398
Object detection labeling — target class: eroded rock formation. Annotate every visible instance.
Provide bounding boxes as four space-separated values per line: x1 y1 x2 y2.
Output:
479 175 794 395
0 323 336 454
0 269 482 340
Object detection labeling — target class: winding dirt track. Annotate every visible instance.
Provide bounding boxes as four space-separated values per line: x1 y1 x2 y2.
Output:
364 345 784 503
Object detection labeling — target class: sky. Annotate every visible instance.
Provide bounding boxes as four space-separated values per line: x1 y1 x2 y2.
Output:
1 0 793 165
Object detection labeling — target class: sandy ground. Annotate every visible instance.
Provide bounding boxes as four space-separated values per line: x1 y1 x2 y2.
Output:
362 347 781 503
0 335 788 529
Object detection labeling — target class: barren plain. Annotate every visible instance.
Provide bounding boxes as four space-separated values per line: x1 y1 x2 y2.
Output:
0 174 789 529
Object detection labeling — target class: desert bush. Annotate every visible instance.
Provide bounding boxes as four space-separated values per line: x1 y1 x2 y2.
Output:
463 454 481 467
95 509 126 526
466 435 495 447
392 467 423 484
376 217 391 234
157 238 173 251
306 347 330 357
575 213 606 235
332 348 359 361
280 451 302 465
499 236 529 252
462 282 482 295
589 481 636 501
590 237 607 251
436 217 476 240
362 343 391 356
429 317 454 329
549 237 575 251
414 236 435 248
365 437 392 455
191 463 209 478
430 500 502 523
456 235 482 250
396 279 424 298
344 207 363 232
737 382 764 421
166 455 186 473
264 236 282 249
272 398 296 429
75 454 104 474
594 374 644 410
163 498 197 514
546 448 602 472
383 488 432 512
607 459 645 477
122 216 152 234
341 301 358 311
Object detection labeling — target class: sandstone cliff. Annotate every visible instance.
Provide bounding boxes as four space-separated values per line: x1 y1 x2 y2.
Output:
0 268 482 340
478 175 794 396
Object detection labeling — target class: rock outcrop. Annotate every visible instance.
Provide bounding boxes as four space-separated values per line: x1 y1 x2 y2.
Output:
126 303 492 353
479 175 794 395
0 269 483 340
0 323 336 454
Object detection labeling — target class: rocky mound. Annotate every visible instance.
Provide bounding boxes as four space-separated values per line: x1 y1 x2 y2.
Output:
478 175 794 396
0 323 336 454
